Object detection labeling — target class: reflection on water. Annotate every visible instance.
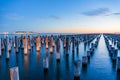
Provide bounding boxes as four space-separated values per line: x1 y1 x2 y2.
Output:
36 51 40 64
0 35 118 80
24 55 28 70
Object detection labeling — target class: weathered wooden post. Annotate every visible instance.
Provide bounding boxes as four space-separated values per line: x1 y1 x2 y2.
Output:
76 37 79 53
36 36 40 52
31 36 34 48
23 36 28 55
41 36 44 45
72 36 75 54
20 35 24 49
6 36 10 60
63 36 66 49
8 38 11 52
50 37 54 53
0 38 1 57
112 49 118 61
87 50 90 60
43 57 49 72
14 36 19 53
74 60 81 80
82 55 88 66
45 36 48 49
28 35 31 50
10 66 19 80
66 37 69 56
1 38 5 51
56 37 60 62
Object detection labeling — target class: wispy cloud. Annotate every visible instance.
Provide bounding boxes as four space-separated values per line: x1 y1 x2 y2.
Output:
38 15 61 20
104 12 120 16
82 8 110 16
49 15 61 20
112 12 120 15
5 13 24 20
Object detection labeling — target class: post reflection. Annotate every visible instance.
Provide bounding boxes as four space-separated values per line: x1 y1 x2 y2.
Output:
24 55 28 70
36 51 40 65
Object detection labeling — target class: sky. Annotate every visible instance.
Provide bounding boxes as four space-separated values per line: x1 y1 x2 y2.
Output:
0 0 120 33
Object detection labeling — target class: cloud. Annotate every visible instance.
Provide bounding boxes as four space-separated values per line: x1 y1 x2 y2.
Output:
104 12 120 16
82 8 110 16
49 15 61 20
38 15 61 20
5 13 24 20
112 12 120 15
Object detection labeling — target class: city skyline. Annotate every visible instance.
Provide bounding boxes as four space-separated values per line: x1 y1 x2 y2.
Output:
0 0 120 33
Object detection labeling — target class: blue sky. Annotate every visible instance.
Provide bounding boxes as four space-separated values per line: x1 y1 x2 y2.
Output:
0 0 120 33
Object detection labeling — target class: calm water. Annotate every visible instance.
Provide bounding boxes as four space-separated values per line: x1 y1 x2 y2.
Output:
0 35 119 80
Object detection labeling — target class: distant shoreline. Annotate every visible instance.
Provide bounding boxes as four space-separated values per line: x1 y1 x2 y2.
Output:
0 31 119 35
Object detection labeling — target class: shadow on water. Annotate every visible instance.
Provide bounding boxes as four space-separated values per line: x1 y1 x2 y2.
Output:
82 66 88 74
44 70 49 80
56 62 60 80
116 71 120 80
112 61 116 70
88 58 90 64
66 55 69 70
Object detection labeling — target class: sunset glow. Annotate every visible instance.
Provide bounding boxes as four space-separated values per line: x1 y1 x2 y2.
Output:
0 0 120 33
